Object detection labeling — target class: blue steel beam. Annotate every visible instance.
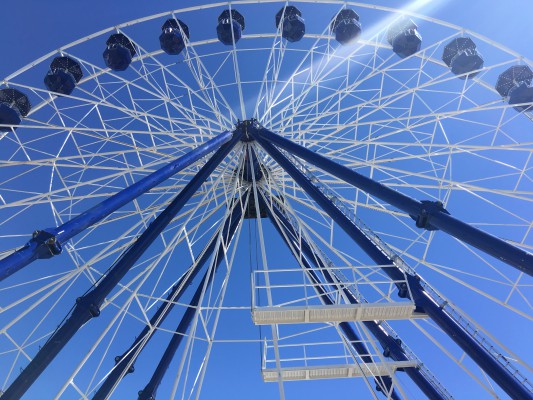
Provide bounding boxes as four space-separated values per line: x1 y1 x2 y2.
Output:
406 274 533 400
1 131 241 400
0 131 234 283
253 134 402 279
254 128 533 277
253 135 533 400
262 194 444 399
137 199 244 400
92 195 244 400
138 269 208 400
262 194 448 400
264 197 400 399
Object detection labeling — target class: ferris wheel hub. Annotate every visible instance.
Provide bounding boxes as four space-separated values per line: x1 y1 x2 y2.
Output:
236 118 262 142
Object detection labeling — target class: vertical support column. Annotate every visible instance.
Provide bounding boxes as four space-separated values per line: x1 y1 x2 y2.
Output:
0 131 234 282
1 131 241 400
137 195 245 400
254 128 533 276
92 195 244 400
262 195 401 400
262 194 445 400
253 135 533 400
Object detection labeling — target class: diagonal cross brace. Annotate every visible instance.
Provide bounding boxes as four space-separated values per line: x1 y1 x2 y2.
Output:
1 131 241 400
253 132 533 400
254 128 533 277
0 131 234 283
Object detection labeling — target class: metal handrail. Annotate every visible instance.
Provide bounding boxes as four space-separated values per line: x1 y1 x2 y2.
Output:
285 152 531 393
267 159 453 399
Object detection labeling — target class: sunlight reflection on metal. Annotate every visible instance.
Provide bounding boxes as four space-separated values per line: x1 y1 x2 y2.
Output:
256 0 449 122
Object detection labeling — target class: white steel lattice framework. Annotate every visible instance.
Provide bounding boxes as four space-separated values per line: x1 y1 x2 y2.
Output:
0 2 531 399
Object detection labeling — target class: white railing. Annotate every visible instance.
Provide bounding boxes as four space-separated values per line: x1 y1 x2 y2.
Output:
283 152 531 394
253 265 412 310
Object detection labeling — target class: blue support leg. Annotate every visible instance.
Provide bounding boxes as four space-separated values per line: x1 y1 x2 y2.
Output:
253 134 398 274
263 194 443 399
263 195 401 399
0 131 234 283
92 195 244 400
1 131 241 400
137 197 244 400
253 135 533 400
406 274 533 400
254 128 533 276
137 270 208 400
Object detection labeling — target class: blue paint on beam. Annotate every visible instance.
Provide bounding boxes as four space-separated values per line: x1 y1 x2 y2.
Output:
253 133 533 400
264 197 400 399
254 128 533 276
263 196 447 400
407 274 533 400
0 131 234 283
137 272 207 400
242 146 263 182
1 131 241 400
137 198 244 400
92 196 244 399
253 134 401 277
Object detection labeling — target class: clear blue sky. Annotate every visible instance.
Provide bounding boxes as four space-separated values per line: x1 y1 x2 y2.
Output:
1 1 531 133
0 0 531 79
0 1 531 400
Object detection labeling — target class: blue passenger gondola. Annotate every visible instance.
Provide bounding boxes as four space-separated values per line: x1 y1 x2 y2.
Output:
330 9 361 45
387 18 422 58
160 18 190 55
275 6 305 43
442 37 484 79
217 9 245 45
103 33 137 71
0 88 31 131
44 56 83 95
496 65 533 112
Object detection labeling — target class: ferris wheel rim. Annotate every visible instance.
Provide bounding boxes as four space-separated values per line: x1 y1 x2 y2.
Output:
3 0 533 85
0 1 531 399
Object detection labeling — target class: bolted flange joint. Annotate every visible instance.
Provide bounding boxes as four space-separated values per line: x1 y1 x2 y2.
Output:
76 296 101 318
235 118 262 142
27 229 63 259
382 338 402 358
409 200 450 231
138 390 155 400
114 354 135 374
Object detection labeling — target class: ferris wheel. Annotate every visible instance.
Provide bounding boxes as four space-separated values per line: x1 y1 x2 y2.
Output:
0 1 531 399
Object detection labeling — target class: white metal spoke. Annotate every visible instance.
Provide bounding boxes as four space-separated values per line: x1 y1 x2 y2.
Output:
0 2 531 399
